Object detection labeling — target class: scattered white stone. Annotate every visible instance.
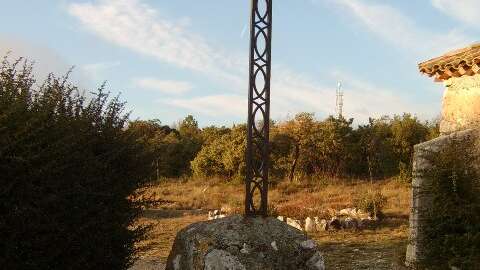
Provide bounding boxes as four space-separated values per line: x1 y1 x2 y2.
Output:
314 217 328 231
339 208 353 216
208 209 228 220
286 218 303 231
271 241 278 251
305 217 315 232
300 239 317 249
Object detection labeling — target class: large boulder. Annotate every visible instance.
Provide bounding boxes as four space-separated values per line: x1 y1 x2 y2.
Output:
165 215 325 270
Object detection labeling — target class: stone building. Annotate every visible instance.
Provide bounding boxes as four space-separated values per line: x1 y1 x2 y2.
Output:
418 43 480 134
406 43 480 266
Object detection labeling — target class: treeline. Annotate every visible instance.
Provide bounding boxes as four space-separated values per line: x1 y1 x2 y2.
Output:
130 112 439 182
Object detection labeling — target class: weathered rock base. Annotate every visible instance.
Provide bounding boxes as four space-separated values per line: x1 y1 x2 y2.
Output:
165 215 325 270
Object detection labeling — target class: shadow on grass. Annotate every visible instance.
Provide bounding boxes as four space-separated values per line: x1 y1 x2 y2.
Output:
320 239 408 270
142 209 207 219
311 215 410 270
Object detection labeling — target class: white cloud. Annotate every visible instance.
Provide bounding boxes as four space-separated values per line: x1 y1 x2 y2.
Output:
432 0 480 27
330 0 473 57
164 94 246 118
133 78 192 95
68 0 245 88
68 0 439 123
82 61 119 74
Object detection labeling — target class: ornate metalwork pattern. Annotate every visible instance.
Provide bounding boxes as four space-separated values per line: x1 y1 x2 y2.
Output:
245 0 273 217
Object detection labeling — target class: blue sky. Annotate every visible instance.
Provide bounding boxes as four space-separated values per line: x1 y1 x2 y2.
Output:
1 0 479 126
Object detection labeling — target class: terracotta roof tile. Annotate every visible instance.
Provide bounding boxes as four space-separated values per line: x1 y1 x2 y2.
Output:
418 42 480 82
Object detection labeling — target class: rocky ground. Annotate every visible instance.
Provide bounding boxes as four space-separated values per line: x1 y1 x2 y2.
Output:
131 210 409 270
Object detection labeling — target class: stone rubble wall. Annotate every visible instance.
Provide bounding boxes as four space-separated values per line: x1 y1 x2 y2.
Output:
208 207 379 232
405 129 479 267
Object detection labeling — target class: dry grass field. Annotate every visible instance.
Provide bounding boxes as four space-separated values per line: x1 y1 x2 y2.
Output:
134 177 411 269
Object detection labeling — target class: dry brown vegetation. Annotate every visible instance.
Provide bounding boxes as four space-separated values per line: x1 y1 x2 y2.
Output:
139 177 410 219
135 177 411 269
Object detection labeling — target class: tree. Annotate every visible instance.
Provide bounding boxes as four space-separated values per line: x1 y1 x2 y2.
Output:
356 117 396 179
191 125 246 182
277 113 319 181
201 125 230 146
127 115 204 178
274 113 358 181
177 115 203 175
0 58 152 269
315 116 356 176
390 113 429 180
127 119 177 179
270 131 296 181
178 114 200 139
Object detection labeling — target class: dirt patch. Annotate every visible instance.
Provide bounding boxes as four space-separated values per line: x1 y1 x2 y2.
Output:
135 211 205 262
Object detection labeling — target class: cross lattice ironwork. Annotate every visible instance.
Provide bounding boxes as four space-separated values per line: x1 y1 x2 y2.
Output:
245 0 273 217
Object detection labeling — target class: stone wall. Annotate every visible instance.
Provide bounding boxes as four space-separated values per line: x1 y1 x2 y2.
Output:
405 129 479 267
440 74 480 134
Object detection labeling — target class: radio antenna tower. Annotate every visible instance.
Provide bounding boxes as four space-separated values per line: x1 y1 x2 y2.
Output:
335 81 344 118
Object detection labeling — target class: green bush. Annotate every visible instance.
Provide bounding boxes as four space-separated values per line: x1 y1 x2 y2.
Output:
353 190 387 219
0 58 153 269
419 135 480 269
191 125 246 182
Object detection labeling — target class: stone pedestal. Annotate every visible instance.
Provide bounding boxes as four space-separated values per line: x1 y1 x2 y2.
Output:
165 215 325 270
405 129 478 267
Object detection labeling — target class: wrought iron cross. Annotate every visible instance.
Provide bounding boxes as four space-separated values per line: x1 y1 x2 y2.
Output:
245 0 273 217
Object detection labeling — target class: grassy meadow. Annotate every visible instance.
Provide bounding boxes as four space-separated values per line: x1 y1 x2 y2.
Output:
135 177 411 269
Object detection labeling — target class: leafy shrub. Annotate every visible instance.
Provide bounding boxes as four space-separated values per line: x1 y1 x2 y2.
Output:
419 134 480 269
0 58 153 269
353 190 387 218
191 125 246 182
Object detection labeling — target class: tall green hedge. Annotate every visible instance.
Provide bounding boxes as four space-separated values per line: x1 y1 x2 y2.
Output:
0 58 153 269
